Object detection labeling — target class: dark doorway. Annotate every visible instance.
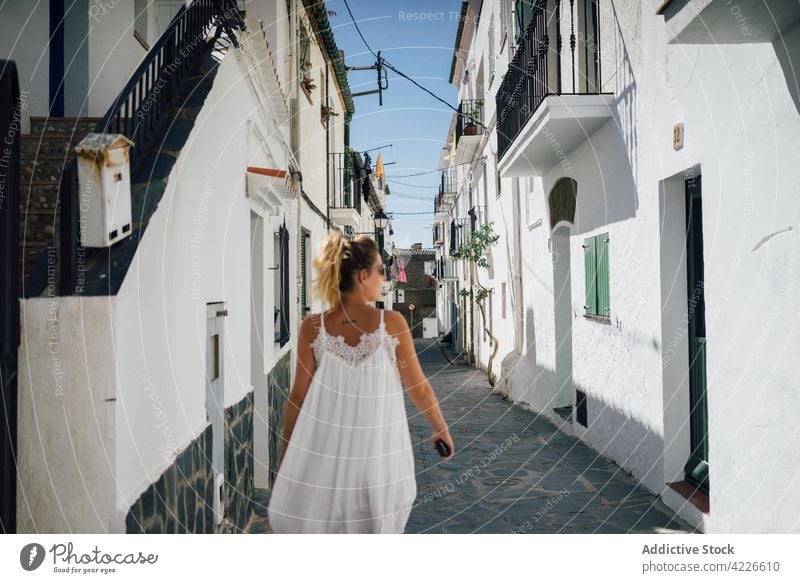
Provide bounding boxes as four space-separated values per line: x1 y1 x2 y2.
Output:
684 176 709 494
1 60 21 533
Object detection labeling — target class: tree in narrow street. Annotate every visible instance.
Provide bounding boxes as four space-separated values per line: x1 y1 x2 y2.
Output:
451 221 500 385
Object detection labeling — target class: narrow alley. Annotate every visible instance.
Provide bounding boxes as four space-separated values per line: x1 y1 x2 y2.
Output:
248 339 695 534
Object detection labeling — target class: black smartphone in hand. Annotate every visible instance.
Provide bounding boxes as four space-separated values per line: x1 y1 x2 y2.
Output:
435 439 451 458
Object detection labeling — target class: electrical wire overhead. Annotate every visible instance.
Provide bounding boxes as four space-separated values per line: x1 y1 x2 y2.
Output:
341 0 489 132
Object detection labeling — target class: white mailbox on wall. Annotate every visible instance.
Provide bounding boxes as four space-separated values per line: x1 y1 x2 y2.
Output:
74 133 134 247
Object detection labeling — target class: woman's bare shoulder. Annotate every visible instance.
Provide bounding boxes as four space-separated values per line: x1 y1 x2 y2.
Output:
299 312 323 340
383 309 409 335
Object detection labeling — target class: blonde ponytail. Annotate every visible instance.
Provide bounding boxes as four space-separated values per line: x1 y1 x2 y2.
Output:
312 230 380 312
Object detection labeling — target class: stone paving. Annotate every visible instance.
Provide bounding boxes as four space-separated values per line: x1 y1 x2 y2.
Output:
246 339 696 534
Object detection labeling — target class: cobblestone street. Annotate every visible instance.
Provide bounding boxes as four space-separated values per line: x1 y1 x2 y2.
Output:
248 340 696 534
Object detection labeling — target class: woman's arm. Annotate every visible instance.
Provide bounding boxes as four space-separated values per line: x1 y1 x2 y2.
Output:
388 311 455 459
275 314 319 473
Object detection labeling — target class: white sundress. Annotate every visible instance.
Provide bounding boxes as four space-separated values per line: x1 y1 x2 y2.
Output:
267 309 418 534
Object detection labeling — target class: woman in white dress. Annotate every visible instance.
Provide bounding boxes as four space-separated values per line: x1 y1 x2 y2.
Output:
267 231 454 533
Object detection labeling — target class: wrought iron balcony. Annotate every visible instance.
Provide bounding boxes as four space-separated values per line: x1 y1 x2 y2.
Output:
468 205 487 233
496 0 614 177
454 99 484 164
329 151 361 228
440 166 457 199
432 222 445 247
435 256 457 281
450 216 471 253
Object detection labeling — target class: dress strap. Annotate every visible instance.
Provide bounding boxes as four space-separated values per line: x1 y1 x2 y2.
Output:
380 308 385 330
320 311 326 334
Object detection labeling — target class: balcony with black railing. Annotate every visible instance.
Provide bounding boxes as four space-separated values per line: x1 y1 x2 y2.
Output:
440 166 457 200
496 0 614 177
329 151 361 228
454 99 485 164
432 222 444 248
435 256 457 281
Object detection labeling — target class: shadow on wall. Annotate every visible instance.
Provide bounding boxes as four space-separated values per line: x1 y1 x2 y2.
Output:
552 5 640 239
504 311 668 493
774 18 800 116
609 0 640 206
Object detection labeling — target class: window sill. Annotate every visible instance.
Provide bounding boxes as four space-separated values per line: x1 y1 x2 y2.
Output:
668 481 710 515
583 314 611 323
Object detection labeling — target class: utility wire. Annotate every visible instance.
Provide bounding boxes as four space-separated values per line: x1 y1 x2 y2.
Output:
386 211 437 215
389 179 438 188
341 0 489 132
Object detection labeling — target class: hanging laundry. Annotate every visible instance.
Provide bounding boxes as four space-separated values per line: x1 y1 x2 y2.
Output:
362 175 370 203
397 257 408 283
375 153 385 179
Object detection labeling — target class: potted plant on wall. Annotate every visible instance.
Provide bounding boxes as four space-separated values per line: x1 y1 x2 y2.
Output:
462 103 480 136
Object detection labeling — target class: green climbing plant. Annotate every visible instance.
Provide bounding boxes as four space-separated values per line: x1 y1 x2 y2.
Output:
451 220 500 385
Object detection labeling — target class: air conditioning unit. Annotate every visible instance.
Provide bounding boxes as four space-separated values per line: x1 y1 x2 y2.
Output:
212 472 225 526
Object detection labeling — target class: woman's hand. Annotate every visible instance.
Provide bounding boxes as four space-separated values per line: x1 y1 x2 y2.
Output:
431 426 455 461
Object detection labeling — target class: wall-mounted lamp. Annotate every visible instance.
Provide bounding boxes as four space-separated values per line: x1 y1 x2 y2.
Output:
373 208 389 230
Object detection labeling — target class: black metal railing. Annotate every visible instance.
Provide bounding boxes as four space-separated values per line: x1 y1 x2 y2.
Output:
56 0 243 296
440 166 457 195
435 256 457 280
101 0 241 169
455 98 485 144
468 205 487 233
451 217 471 252
329 152 361 214
497 0 602 160
432 222 444 247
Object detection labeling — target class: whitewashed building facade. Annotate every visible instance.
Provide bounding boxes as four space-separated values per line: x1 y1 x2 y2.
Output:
438 0 800 533
1 0 385 533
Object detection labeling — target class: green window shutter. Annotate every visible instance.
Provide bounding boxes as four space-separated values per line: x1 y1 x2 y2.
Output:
583 236 597 316
597 233 610 317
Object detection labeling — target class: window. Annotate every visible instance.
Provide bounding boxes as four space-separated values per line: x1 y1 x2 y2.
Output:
514 0 541 44
133 0 148 48
300 229 311 316
274 222 290 346
583 233 610 317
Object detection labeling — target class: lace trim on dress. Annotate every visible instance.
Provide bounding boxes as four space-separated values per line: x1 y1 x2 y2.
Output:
310 317 400 369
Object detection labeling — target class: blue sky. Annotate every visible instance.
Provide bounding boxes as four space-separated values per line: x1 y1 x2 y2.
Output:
326 0 461 249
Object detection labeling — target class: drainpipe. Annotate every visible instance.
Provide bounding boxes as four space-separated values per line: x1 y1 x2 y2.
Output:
325 64 331 231
512 176 524 352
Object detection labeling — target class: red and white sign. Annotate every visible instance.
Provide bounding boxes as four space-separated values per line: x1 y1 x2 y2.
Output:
409 304 415 311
